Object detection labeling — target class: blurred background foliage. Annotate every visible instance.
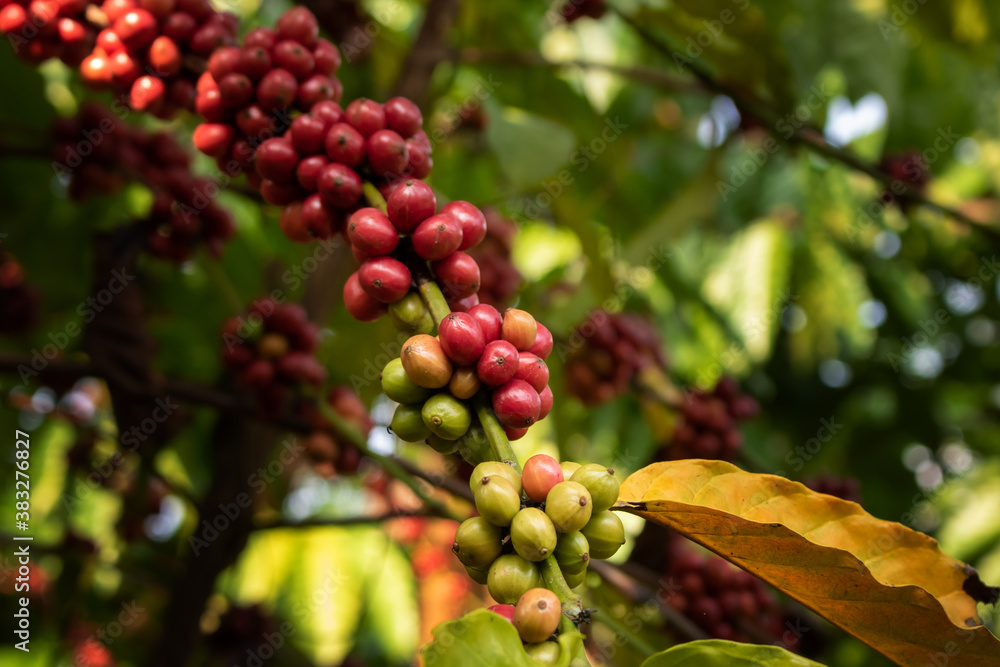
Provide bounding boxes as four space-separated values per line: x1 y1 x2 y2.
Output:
2 0 1000 665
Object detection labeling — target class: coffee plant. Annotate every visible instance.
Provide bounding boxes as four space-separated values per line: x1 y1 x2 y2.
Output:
1 2 999 667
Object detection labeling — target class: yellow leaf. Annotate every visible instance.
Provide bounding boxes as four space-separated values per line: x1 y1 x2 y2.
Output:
618 460 1000 667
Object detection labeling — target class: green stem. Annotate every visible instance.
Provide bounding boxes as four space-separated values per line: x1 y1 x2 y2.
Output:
417 277 452 328
473 391 521 473
362 182 388 214
540 555 584 621
317 399 463 522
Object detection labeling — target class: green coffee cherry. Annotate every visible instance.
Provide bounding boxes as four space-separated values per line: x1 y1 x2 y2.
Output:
581 510 625 560
455 426 492 465
559 461 581 479
524 642 561 664
553 530 590 574
453 517 503 569
571 464 620 513
474 476 521 526
390 403 430 442
487 554 540 604
510 508 557 562
421 393 471 440
563 567 586 589
381 358 432 404
469 461 523 496
388 292 435 335
465 565 489 585
425 433 460 455
544 481 593 533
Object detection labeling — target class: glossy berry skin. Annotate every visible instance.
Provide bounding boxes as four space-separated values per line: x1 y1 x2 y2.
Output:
492 379 541 429
554 530 590 574
192 123 234 158
433 251 480 300
487 554 540 605
525 642 561 665
367 129 409 177
448 367 481 400
502 308 537 351
513 588 561 644
510 508 557 562
380 357 431 404
343 272 385 322
581 510 625 559
477 340 518 387
316 163 362 208
521 454 563 503
474 476 520 527
390 403 430 442
438 312 486 366
538 385 554 421
388 292 434 335
347 208 398 256
257 68 298 109
290 113 329 155
470 461 522 495
421 393 471 440
441 200 487 251
468 304 503 343
296 154 328 191
300 194 337 238
358 257 411 303
528 322 554 359
324 122 366 166
488 604 516 624
400 334 453 389
411 213 463 261
276 6 319 47
344 98 385 137
256 138 299 183
453 517 503 569
384 96 423 137
386 179 435 232
544 481 593 533
571 464 620 513
514 352 549 393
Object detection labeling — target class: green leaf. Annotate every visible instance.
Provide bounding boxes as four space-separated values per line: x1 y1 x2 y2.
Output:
421 609 588 667
484 102 577 191
641 639 827 666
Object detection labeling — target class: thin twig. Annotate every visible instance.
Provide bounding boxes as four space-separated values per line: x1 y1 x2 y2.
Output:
254 509 435 530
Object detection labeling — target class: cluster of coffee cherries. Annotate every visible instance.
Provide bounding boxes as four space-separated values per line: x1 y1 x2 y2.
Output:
0 0 96 65
80 0 240 117
454 455 624 602
342 187 483 321
51 101 235 261
381 306 554 447
666 377 758 462
564 310 667 405
0 252 40 334
467 207 522 309
803 475 862 504
488 588 565 664
300 386 374 478
220 298 325 408
632 531 789 645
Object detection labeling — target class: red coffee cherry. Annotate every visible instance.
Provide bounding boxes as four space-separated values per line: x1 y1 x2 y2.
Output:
347 208 398 256
386 179 436 233
440 200 487 251
487 604 516 624
238 45 272 80
343 272 385 322
324 122 366 166
468 304 502 343
438 312 486 366
411 213 462 261
384 96 423 137
272 39 315 78
344 98 386 137
192 123 234 158
538 385 553 420
313 38 341 75
493 379 541 428
297 73 341 109
114 9 157 50
316 163 362 208
432 251 480 300
256 137 299 183
290 113 328 155
522 454 564 503
367 129 409 178
514 352 549 393
257 68 298 109
528 322 553 359
477 339 518 387
276 5 319 47
504 425 529 441
300 193 338 239
296 154 329 191
358 256 411 303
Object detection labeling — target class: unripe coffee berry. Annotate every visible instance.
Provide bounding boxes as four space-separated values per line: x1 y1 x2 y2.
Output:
470 461 522 496
524 641 561 665
381 357 432 404
571 464 620 513
521 454 563 503
465 565 489 585
502 308 537 351
553 530 590 575
581 510 625 560
559 461 581 479
563 568 586 589
510 508 557 562
544 481 593 533
439 312 486 366
492 379 541 429
257 333 289 359
487 554 540 605
390 403 430 442
468 303 503 342
477 340 519 387
388 292 434 335
513 588 561 643
453 516 503 569
421 393 471 440
425 433 460 455
401 334 453 388
474 475 521 526
514 352 549 393
487 604 516 624
448 367 481 400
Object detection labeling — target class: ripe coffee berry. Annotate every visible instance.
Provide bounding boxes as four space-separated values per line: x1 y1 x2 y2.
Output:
439 312 486 366
544 481 593 533
513 588 561 644
400 334 453 388
358 256 411 303
468 304 503 343
538 386 554 420
487 604 516 624
343 272 385 322
521 454 564 503
441 200 488 251
432 251 480 300
367 129 409 177
502 308 537 351
412 213 463 261
316 163 362 208
514 352 549 393
324 122 366 166
384 96 423 137
528 322 554 360
477 340 519 387
492 379 541 428
344 98 385 137
387 179 436 232
347 208 399 256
